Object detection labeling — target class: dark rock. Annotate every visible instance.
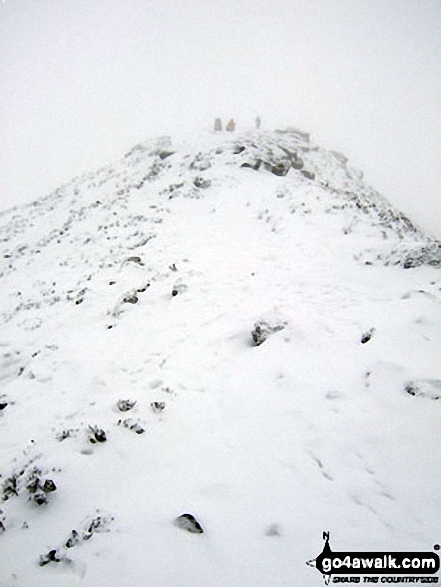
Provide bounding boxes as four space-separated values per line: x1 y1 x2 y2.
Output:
171 290 179 297
405 379 441 400
94 429 107 443
66 529 80 548
57 429 72 441
241 160 262 171
75 299 83 305
123 295 139 304
117 399 136 412
3 476 18 499
175 513 204 534
361 329 375 344
34 492 48 505
137 284 150 293
405 384 417 397
126 256 143 264
251 320 285 346
151 401 165 413
42 479 57 493
39 549 61 566
158 151 175 160
118 418 145 434
26 478 40 493
233 146 246 154
193 176 212 189
0 403 7 410
269 163 290 177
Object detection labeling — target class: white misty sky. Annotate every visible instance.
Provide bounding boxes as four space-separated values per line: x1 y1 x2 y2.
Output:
1 0 440 236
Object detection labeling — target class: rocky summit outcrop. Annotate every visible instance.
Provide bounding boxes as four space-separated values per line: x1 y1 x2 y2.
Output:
0 128 440 587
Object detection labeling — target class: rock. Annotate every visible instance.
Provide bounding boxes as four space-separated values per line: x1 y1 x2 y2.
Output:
151 401 165 413
251 320 285 346
3 476 18 499
89 426 107 443
175 513 204 534
291 154 304 170
171 289 179 297
158 151 175 160
117 399 136 412
301 169 315 180
193 176 212 189
0 402 8 410
39 550 60 566
42 479 57 493
361 328 375 344
123 295 139 304
94 429 107 443
65 529 80 548
26 478 40 494
126 256 143 264
241 160 262 171
117 418 145 434
405 379 441 400
269 162 290 177
34 492 48 506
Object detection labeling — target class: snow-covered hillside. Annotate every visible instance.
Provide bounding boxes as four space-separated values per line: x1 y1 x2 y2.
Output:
1 128 440 586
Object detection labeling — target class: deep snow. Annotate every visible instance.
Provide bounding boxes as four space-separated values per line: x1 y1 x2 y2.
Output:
0 128 440 586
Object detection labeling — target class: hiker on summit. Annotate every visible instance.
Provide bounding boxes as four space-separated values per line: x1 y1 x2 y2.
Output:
226 119 235 132
214 118 223 132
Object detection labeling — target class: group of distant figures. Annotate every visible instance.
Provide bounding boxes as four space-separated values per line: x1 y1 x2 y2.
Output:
214 116 261 133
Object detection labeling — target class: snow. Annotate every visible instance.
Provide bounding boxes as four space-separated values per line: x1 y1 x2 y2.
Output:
0 128 440 586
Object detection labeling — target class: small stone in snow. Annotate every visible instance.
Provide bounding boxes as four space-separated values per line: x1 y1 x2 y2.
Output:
0 403 7 410
34 492 48 506
42 479 57 493
123 295 139 304
171 289 178 297
39 550 61 566
117 399 136 412
151 401 165 413
94 429 107 443
26 478 40 493
361 328 375 344
65 529 80 548
175 513 204 534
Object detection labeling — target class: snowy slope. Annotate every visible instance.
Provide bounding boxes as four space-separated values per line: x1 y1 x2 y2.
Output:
0 128 440 586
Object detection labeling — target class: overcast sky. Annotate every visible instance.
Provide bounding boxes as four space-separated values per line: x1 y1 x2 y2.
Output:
1 0 440 236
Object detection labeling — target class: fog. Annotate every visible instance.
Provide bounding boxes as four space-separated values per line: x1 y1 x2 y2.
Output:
1 0 440 236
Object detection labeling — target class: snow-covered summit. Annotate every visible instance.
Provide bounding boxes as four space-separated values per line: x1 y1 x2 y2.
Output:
0 128 440 586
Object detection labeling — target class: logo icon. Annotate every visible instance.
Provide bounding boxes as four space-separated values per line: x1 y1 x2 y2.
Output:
307 532 440 584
